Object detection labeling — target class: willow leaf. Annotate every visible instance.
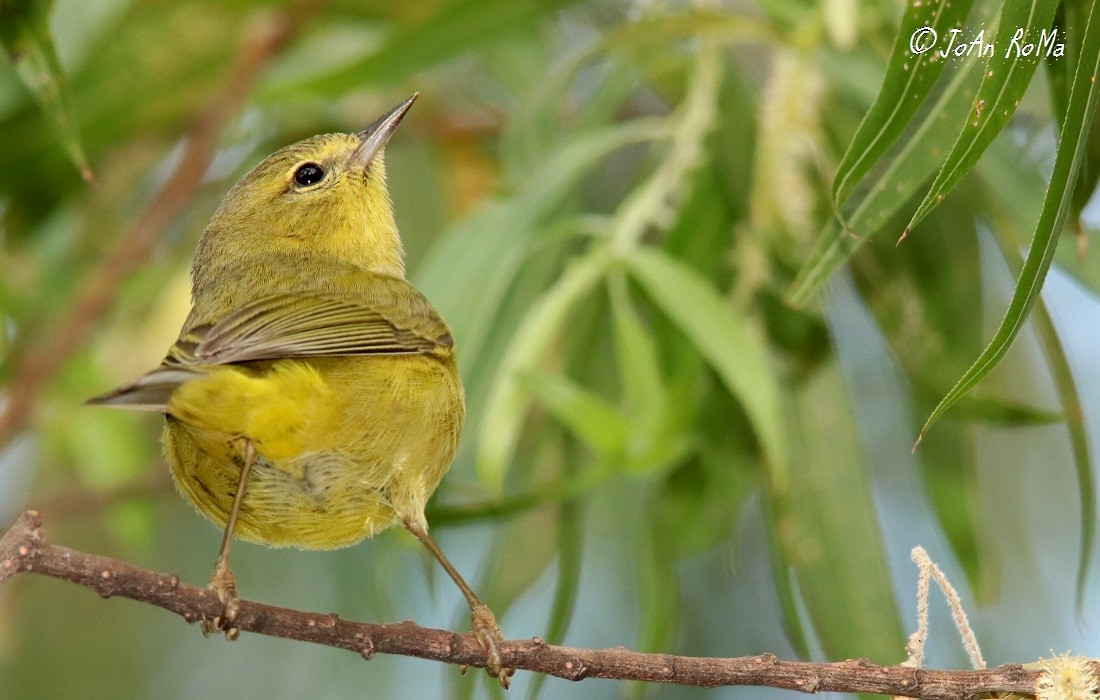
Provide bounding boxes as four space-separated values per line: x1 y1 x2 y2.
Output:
832 0 975 211
988 223 1095 611
274 0 579 96
525 497 582 700
524 370 630 458
417 120 666 372
917 0 1100 444
1034 299 1094 609
0 0 92 180
790 48 986 305
905 0 1060 234
627 248 788 488
608 272 665 434
778 359 904 660
475 254 606 491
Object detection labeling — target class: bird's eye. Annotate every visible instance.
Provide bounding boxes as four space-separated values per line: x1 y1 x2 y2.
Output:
293 162 325 187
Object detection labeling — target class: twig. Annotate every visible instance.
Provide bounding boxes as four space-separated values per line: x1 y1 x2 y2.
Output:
0 0 328 448
0 511 1058 698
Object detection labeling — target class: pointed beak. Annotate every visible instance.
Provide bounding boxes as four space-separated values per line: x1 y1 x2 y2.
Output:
350 93 418 168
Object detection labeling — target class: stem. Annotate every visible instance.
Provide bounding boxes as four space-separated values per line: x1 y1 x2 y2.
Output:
0 511 1054 697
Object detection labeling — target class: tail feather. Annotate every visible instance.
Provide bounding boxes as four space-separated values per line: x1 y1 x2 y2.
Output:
86 367 204 411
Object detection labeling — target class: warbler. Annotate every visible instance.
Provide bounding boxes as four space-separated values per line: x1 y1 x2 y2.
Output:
88 95 512 686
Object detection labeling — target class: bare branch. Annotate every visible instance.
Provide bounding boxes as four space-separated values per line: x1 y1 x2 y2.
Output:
0 510 1054 698
0 0 329 448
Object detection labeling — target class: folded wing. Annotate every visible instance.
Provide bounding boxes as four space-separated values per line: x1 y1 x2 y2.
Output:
88 291 453 411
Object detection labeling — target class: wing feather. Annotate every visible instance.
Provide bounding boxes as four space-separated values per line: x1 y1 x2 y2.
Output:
171 293 448 366
90 277 453 410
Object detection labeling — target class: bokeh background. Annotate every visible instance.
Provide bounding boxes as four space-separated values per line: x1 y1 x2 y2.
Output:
1 0 1099 697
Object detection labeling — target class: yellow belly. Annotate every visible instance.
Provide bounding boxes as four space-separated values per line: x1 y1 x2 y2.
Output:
163 355 463 550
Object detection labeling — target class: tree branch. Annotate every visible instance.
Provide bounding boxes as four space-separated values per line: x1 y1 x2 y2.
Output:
0 511 1052 698
0 0 328 448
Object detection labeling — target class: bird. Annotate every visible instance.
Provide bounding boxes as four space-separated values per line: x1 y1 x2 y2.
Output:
87 94 513 687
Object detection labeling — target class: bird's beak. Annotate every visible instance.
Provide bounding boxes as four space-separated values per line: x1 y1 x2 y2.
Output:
350 93 418 168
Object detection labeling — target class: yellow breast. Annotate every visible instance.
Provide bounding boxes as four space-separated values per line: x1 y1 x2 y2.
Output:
163 354 464 549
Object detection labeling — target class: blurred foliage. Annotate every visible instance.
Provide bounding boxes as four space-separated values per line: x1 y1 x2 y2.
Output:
1 0 1099 697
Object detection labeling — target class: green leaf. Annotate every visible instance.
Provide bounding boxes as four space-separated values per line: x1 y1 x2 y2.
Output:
791 1 1006 305
786 219 858 307
1047 0 1090 125
904 0 1060 234
419 121 664 487
952 395 1064 425
831 0 975 212
475 253 607 491
607 278 703 476
981 138 1100 296
417 119 667 371
627 248 788 488
270 0 580 96
849 196 998 600
760 496 810 659
1033 299 1094 609
777 359 904 661
989 224 1096 610
1056 0 1100 233
789 48 987 305
917 0 1100 445
524 369 630 457
525 451 583 700
608 274 663 412
978 139 1096 607
0 0 92 180
636 504 681 655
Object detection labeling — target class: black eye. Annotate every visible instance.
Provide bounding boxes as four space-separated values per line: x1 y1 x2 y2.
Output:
293 162 325 187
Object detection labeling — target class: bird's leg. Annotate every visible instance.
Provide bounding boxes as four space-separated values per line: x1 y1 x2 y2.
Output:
404 520 514 689
202 440 256 641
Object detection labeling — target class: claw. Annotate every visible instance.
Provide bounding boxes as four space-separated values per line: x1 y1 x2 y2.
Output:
471 602 513 689
202 562 241 640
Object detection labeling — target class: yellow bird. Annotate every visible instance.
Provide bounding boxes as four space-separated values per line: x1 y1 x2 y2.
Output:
89 95 512 686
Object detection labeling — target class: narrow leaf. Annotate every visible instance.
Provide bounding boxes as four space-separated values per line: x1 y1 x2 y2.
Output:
832 0 975 211
608 272 665 426
636 506 681 655
790 49 987 305
787 220 858 307
778 359 905 660
524 370 631 457
274 0 580 96
988 222 1095 611
628 249 788 487
417 120 668 371
1034 299 1095 609
917 0 1100 444
475 254 606 491
849 196 999 600
0 0 92 180
526 453 583 700
905 0 1060 234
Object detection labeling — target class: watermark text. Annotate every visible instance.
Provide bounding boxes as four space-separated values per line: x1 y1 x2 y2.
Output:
908 27 1065 59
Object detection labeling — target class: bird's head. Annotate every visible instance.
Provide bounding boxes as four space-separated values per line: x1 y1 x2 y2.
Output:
194 94 418 283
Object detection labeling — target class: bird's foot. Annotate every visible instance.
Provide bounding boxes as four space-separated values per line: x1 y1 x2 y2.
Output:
201 564 241 641
471 602 514 689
